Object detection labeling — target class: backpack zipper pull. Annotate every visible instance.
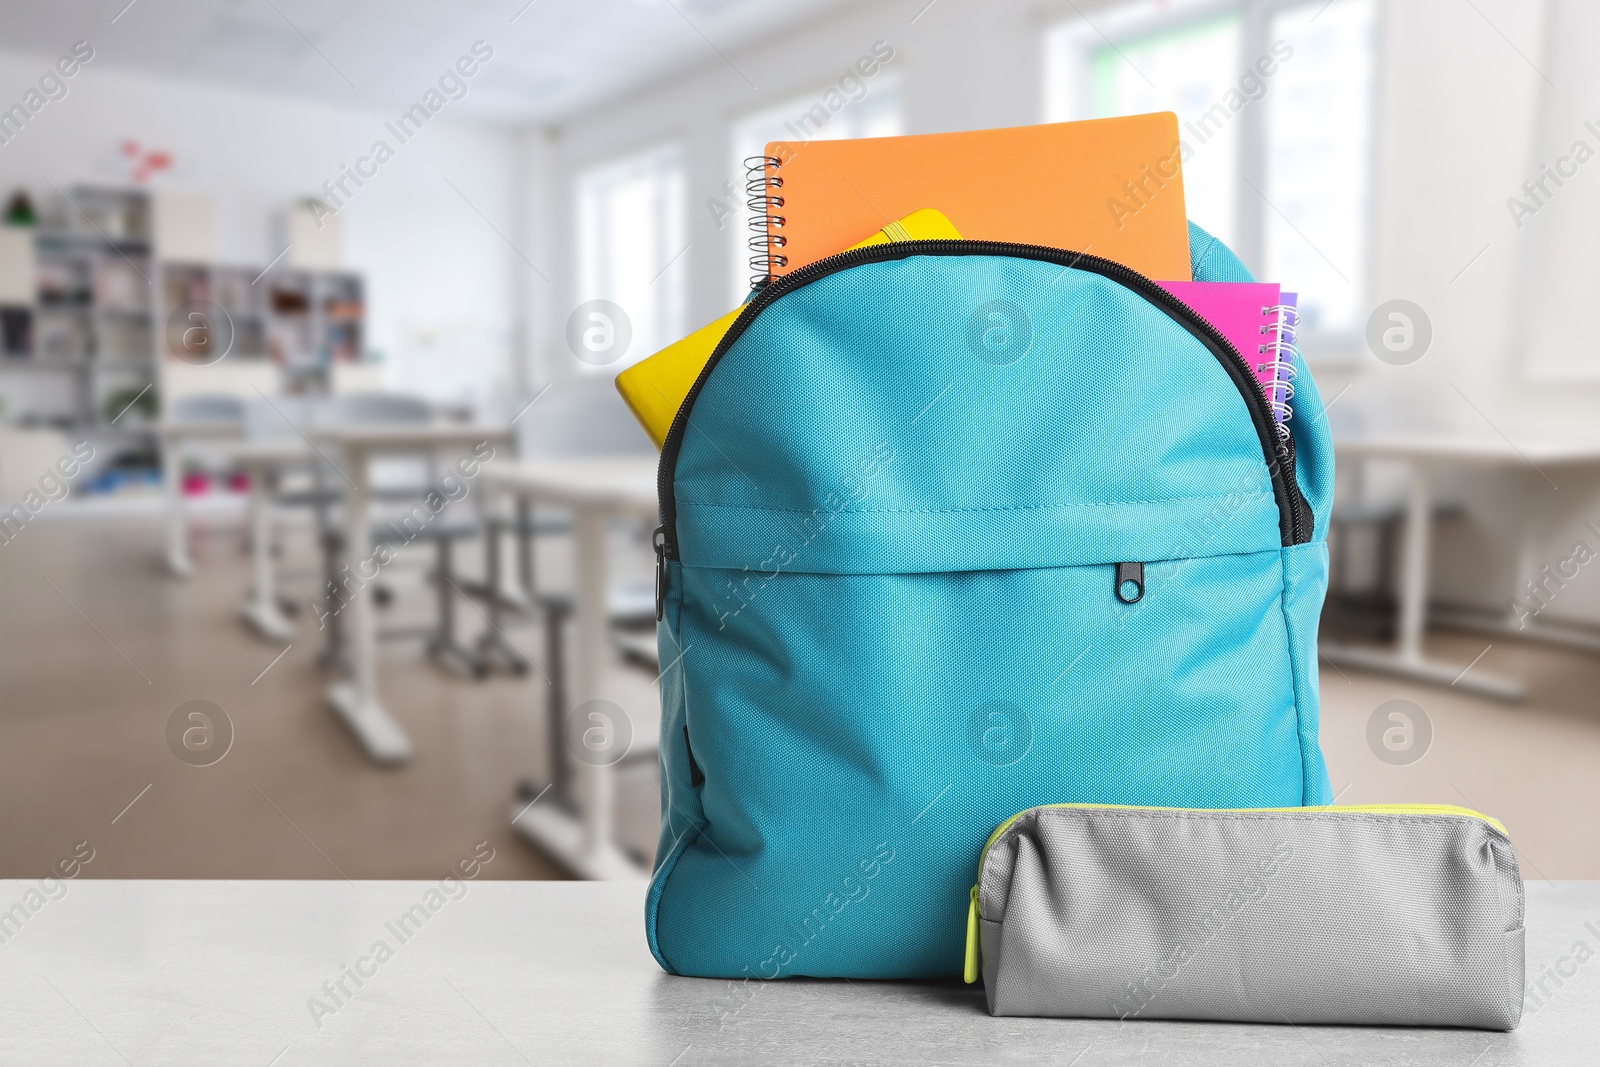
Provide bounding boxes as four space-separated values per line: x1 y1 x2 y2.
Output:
1115 562 1144 604
653 525 667 621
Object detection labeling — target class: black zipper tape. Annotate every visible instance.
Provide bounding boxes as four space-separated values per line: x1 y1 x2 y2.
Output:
657 240 1313 560
653 524 667 621
684 725 704 788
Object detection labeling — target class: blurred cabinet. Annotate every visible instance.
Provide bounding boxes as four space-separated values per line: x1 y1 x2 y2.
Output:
0 227 34 302
153 191 217 263
0 187 158 493
262 269 364 392
159 262 268 362
284 198 342 270
0 229 33 363
1 187 155 429
156 264 364 393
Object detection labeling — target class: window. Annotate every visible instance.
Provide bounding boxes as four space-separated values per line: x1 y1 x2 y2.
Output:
1259 0 1375 339
1045 0 1376 349
1511 0 1598 379
1048 4 1243 247
574 143 686 370
726 79 903 304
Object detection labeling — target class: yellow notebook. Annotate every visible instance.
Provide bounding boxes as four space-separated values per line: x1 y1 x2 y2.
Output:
616 208 961 448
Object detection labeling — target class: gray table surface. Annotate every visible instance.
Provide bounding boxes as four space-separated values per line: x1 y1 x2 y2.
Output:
0 879 1594 1065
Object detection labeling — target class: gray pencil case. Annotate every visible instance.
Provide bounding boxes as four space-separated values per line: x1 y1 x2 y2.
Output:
965 803 1524 1030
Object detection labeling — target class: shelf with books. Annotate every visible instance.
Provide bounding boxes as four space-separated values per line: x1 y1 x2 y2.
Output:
214 265 268 360
3 186 371 492
0 186 158 461
320 272 364 364
156 261 358 377
258 269 363 391
60 186 152 246
0 305 31 359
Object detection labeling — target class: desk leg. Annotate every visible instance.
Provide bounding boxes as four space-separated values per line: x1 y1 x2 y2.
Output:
240 463 294 643
497 495 530 611
512 504 644 880
476 493 531 675
1321 460 1525 700
1396 459 1432 665
573 506 614 857
164 440 193 578
325 449 414 764
516 497 535 600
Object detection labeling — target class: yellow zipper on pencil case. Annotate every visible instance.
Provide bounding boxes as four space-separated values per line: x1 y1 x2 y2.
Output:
962 803 1507 984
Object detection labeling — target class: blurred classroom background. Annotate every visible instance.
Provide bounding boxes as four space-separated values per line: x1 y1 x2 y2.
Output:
2 0 1598 883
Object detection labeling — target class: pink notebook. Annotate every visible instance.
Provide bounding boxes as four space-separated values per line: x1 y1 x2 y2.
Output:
1157 281 1297 428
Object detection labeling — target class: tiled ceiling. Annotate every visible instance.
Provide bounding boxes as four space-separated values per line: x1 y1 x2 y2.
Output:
0 0 843 124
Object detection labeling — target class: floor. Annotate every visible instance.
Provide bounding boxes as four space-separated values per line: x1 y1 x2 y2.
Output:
4 510 1600 880
0 506 663 880
1313 624 1600 879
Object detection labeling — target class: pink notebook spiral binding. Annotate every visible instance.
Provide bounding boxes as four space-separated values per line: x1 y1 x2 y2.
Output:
1157 281 1298 437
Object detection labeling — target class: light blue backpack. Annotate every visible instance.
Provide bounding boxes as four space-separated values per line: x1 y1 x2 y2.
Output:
647 224 1334 980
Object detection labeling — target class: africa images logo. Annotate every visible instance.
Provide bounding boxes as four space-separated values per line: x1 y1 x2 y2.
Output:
967 700 1033 766
966 299 1033 366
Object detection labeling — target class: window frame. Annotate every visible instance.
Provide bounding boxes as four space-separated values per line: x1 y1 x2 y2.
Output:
1045 0 1379 358
572 140 688 374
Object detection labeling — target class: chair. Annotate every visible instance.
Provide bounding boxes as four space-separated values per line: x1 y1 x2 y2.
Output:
312 392 489 679
507 378 653 596
232 396 320 628
163 394 247 575
477 380 656 667
172 394 246 423
244 396 314 438
486 380 660 812
169 395 246 490
1323 408 1461 639
512 377 655 458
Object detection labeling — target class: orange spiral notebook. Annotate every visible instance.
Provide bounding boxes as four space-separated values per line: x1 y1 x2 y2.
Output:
751 113 1191 287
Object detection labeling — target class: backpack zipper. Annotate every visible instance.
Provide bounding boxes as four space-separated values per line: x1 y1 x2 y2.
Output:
653 524 667 621
656 240 1313 561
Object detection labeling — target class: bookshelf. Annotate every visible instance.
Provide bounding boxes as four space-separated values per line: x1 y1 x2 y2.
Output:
0 185 368 491
0 189 159 489
261 269 365 392
159 261 269 364
2 188 156 431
